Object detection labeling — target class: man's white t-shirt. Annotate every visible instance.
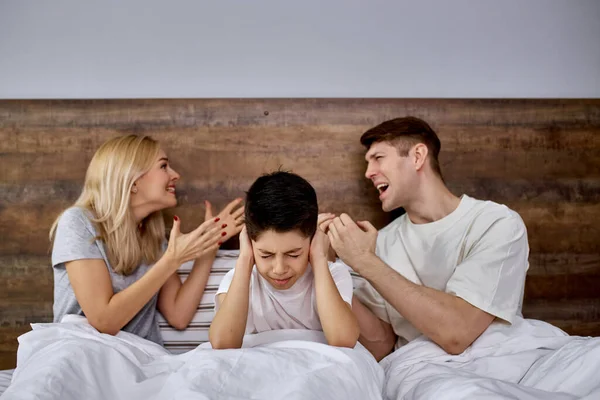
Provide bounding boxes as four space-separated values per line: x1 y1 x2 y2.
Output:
354 195 529 347
216 262 353 334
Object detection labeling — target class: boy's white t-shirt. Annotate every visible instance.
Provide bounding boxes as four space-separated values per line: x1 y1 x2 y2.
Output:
354 195 530 347
216 261 353 334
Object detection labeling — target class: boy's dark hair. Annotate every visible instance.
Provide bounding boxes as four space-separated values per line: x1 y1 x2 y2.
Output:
360 116 443 178
245 171 318 241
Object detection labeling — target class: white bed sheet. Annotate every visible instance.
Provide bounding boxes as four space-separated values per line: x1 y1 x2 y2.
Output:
0 370 13 397
382 317 600 400
5 316 600 400
1 320 384 400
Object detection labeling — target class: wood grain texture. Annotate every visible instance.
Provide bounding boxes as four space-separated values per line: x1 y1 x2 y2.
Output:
1 98 598 368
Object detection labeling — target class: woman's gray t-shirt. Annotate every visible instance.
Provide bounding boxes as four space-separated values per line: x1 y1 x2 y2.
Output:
51 207 162 345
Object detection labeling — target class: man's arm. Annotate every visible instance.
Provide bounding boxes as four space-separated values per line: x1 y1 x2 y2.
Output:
352 297 396 361
354 254 494 355
326 213 517 355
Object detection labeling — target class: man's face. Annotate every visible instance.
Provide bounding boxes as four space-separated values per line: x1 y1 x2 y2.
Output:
252 229 311 290
364 141 416 212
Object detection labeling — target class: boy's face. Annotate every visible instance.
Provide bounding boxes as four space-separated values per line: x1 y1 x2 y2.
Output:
252 229 311 290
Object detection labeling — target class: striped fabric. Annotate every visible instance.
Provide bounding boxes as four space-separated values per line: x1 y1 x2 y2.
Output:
159 250 239 353
159 250 363 353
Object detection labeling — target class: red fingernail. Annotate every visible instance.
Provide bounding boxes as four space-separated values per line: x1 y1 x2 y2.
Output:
173 215 179 221
218 241 222 245
221 231 227 236
221 224 227 228
215 217 220 222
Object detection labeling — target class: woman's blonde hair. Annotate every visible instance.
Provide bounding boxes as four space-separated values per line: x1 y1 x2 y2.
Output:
50 135 166 275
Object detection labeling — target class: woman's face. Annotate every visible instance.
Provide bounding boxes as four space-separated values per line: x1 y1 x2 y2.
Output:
131 149 180 217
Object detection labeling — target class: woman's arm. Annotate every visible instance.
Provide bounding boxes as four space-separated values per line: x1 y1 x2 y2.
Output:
66 215 222 335
158 199 244 329
157 250 215 330
66 254 180 335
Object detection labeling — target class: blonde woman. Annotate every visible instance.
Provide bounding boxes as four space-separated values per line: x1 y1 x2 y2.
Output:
50 135 244 344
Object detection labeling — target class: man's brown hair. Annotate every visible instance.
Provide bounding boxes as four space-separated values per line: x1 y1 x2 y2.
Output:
360 116 443 178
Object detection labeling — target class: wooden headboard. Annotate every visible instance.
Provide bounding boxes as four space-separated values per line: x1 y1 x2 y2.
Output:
1 99 599 369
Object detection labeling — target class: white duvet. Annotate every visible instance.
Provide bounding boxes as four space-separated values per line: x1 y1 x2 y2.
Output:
1 320 384 400
4 316 600 400
382 317 600 400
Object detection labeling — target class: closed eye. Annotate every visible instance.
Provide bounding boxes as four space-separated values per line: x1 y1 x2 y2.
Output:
260 254 299 258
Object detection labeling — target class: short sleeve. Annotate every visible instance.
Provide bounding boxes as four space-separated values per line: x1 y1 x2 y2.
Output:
52 208 104 268
214 268 236 312
328 261 354 306
446 214 529 323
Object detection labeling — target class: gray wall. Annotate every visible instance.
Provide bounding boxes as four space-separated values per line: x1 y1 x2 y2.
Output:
1 0 599 98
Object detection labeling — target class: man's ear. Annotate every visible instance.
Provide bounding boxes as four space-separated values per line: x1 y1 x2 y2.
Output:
413 143 429 171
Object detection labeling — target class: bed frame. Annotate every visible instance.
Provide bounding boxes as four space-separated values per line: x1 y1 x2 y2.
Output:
1 98 598 369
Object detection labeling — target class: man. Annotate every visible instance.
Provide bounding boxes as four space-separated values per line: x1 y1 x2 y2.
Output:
323 117 529 361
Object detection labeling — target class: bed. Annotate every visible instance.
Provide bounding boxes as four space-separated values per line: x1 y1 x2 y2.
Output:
1 251 385 399
0 370 12 397
3 251 600 399
1 99 599 399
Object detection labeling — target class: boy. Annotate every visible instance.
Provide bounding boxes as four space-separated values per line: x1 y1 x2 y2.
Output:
209 171 359 349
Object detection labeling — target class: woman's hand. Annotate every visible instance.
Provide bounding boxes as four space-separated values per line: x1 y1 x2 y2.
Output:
165 215 222 268
205 198 245 244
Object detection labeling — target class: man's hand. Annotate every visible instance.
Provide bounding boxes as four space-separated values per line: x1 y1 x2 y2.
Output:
324 213 378 273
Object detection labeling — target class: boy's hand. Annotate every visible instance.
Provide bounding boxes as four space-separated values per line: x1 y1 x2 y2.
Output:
317 213 335 231
238 225 255 269
310 213 335 265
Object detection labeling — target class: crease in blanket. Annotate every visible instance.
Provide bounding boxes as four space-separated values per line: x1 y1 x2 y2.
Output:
381 316 600 399
2 318 384 400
